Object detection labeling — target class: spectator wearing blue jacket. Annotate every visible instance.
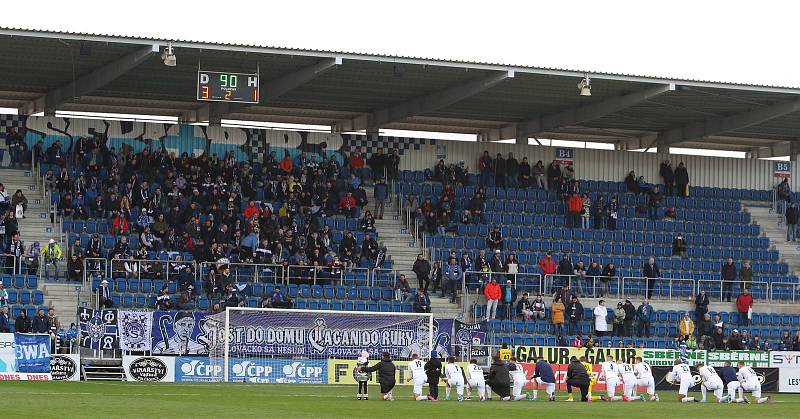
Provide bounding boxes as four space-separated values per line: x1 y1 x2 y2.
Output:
373 178 388 220
636 299 654 337
501 280 518 320
444 257 463 303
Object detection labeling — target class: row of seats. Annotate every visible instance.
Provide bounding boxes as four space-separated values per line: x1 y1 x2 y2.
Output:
396 170 773 202
2 290 45 305
0 274 39 289
457 226 762 245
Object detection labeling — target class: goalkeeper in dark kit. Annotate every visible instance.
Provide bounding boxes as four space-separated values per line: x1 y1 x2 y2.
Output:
354 351 370 400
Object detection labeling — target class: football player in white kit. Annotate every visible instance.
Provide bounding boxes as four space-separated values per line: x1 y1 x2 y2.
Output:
444 356 465 401
466 359 487 401
508 357 529 401
598 356 623 401
736 361 773 404
634 356 659 401
668 359 698 402
617 359 644 401
696 362 729 403
407 353 429 401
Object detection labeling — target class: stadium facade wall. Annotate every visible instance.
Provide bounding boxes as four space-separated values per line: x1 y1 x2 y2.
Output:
0 113 791 191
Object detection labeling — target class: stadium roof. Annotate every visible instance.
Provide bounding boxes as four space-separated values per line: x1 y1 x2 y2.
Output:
1 27 800 156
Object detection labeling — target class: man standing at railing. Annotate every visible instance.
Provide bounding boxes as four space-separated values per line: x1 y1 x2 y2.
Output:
413 253 432 292
721 257 737 303
443 257 462 303
484 277 501 321
735 288 753 326
642 257 660 300
636 299 654 338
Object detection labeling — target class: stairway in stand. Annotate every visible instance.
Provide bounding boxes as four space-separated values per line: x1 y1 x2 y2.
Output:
744 202 800 277
0 167 83 318
370 188 462 318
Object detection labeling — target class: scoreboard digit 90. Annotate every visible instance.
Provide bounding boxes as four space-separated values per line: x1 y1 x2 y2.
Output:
197 71 259 103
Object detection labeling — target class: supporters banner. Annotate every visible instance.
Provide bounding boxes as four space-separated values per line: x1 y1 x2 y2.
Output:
779 368 800 392
452 320 487 359
77 307 119 350
706 350 770 367
512 345 642 364
14 333 51 373
123 355 176 382
327 359 467 386
641 348 706 366
0 333 16 372
174 357 223 382
228 358 327 384
224 310 443 359
770 351 800 368
50 354 80 381
151 311 212 355
118 311 153 352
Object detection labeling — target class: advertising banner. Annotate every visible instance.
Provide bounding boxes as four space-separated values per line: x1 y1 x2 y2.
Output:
641 348 707 366
151 311 213 355
174 356 222 382
779 368 800 392
78 307 119 350
50 354 80 381
706 350 770 367
512 346 642 364
228 358 327 384
651 366 778 391
118 311 153 352
123 355 176 382
0 372 52 380
14 333 51 373
328 359 467 386
770 351 800 368
225 310 446 359
0 333 15 372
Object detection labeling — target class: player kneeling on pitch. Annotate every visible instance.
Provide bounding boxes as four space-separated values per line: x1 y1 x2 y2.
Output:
508 357 529 401
487 355 512 400
361 351 397 401
735 361 773 404
668 359 698 402
444 356 466 401
634 356 659 401
407 353 430 401
598 356 622 401
617 359 644 402
531 356 556 401
696 362 729 403
466 359 487 401
719 361 744 403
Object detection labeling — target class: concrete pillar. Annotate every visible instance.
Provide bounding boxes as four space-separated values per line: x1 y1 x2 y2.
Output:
515 125 527 145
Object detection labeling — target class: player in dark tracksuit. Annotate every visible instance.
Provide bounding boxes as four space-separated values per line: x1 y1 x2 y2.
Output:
719 361 742 401
362 352 397 400
486 356 511 399
424 350 443 400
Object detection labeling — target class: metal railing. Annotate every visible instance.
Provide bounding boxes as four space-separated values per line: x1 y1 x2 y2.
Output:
285 264 370 287
697 279 770 302
621 276 695 301
769 282 799 303
198 262 284 285
544 274 621 299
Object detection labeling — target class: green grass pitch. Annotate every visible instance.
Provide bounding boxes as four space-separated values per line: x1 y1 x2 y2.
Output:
2 382 796 418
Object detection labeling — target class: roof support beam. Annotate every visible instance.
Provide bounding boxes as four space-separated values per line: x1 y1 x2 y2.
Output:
334 70 514 132
188 57 343 122
513 83 675 140
20 44 160 115
749 141 796 159
656 97 800 146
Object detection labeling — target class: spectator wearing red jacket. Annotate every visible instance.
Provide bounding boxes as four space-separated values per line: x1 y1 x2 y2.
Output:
338 192 357 217
279 153 293 174
735 288 753 326
243 201 260 220
111 213 129 236
349 151 366 180
539 251 556 277
567 193 583 229
484 277 501 321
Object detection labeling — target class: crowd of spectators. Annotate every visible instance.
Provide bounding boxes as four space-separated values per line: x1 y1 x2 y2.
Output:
22 135 404 304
